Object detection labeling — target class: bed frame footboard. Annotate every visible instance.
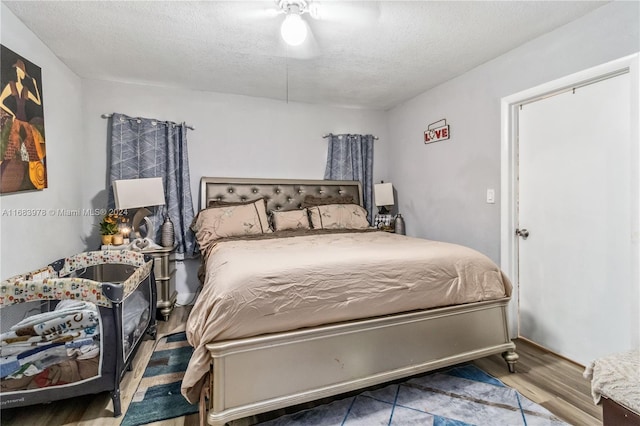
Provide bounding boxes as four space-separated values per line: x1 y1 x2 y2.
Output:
205 297 516 426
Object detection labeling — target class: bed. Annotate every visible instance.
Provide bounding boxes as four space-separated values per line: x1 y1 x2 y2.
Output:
184 177 518 425
0 250 156 416
584 350 640 425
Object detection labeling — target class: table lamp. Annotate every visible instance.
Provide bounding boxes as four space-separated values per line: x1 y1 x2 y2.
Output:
374 182 394 214
112 177 166 241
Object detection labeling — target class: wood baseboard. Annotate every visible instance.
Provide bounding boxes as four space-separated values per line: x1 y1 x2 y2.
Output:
517 336 586 368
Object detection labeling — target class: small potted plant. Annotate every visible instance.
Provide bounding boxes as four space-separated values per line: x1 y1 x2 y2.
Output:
99 213 120 245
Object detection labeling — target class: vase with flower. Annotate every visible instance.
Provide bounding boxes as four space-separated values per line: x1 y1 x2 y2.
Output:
99 213 120 245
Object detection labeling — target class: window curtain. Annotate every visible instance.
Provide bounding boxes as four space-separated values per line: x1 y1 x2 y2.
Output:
108 113 196 256
324 134 375 223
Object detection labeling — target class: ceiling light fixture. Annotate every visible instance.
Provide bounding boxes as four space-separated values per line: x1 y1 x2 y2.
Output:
278 0 309 46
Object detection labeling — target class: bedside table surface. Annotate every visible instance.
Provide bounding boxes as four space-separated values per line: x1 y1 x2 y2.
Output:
141 244 177 254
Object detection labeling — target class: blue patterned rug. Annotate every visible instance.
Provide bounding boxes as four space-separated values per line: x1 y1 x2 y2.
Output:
253 364 567 426
121 331 198 426
121 332 566 426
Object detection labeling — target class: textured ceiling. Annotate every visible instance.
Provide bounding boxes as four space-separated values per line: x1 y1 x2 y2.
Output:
3 1 607 110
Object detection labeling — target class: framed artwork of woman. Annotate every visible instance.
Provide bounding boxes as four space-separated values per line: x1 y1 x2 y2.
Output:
0 44 47 194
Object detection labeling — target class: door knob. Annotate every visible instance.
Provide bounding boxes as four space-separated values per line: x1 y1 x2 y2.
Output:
516 228 529 239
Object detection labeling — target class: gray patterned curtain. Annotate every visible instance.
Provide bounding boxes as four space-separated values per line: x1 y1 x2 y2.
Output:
108 113 195 256
324 134 375 223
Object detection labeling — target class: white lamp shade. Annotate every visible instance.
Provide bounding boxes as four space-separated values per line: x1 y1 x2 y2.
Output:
113 177 166 210
374 182 394 207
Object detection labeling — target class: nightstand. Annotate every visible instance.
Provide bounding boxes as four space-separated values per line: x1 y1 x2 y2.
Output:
376 225 394 233
142 245 177 321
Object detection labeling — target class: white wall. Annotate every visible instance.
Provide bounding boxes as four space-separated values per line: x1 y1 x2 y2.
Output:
0 4 85 279
5 0 637 308
387 1 640 264
80 80 389 301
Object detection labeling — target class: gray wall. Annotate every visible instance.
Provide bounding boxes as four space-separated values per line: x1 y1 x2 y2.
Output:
2 1 638 307
80 79 390 301
0 4 85 279
386 1 640 264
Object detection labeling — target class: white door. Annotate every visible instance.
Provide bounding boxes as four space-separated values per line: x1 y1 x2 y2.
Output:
517 72 635 366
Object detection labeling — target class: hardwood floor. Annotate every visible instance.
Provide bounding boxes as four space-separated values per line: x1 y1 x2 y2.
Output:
473 339 602 425
2 306 602 425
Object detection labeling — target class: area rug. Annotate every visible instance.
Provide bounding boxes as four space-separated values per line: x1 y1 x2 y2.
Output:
122 333 566 426
121 331 198 426
251 364 567 426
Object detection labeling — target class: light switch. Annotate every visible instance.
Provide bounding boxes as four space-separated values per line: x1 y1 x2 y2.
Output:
486 189 495 204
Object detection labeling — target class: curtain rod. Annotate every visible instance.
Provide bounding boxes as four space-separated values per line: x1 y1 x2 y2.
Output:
101 113 195 130
323 133 378 140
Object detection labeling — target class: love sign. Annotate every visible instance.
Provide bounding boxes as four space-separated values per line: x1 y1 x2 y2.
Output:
424 119 450 144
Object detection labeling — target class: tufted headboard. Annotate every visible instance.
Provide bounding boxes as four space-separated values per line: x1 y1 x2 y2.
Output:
199 177 363 212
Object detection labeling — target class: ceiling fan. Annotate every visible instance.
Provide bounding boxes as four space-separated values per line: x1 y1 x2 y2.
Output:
272 0 380 47
277 0 318 46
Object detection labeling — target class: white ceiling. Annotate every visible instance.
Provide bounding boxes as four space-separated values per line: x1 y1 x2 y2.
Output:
4 1 607 110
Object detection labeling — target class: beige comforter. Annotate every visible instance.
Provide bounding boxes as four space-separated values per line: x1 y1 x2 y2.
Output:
182 231 511 403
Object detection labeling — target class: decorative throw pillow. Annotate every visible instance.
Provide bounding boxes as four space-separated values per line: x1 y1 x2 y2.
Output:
307 204 369 230
191 199 272 253
301 194 355 208
271 209 311 231
204 197 271 233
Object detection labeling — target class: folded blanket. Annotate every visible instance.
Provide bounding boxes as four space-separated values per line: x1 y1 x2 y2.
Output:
12 310 99 338
10 301 96 330
1 301 102 382
1 327 99 351
584 349 640 414
0 357 100 391
1 337 100 378
0 356 19 378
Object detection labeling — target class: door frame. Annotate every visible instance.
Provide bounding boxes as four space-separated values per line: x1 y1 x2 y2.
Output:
500 54 639 338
